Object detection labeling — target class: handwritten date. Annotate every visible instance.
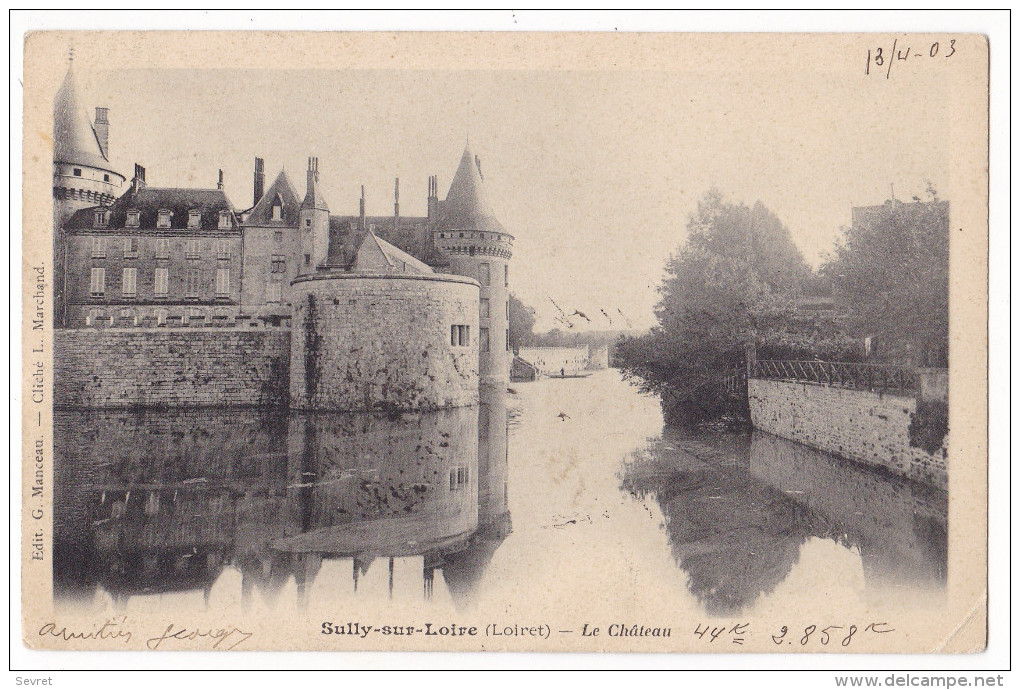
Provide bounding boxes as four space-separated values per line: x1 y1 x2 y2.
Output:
866 38 957 79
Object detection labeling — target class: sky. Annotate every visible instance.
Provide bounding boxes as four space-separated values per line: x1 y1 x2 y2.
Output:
67 62 950 332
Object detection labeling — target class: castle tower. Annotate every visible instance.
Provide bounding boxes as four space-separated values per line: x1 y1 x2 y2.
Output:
433 143 514 387
298 156 329 274
52 57 125 325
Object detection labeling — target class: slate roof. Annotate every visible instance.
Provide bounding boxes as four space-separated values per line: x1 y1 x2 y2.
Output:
65 186 239 232
244 170 301 226
326 215 449 269
53 65 116 171
353 232 433 274
438 143 506 234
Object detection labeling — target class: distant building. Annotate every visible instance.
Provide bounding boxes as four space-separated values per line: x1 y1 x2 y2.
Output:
518 346 592 376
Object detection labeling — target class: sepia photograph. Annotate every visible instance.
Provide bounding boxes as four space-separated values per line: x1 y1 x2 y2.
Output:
14 19 1000 674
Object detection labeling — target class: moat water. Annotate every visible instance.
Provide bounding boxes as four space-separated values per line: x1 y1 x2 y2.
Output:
54 369 947 619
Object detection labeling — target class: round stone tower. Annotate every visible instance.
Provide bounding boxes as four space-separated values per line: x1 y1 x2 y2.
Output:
52 58 125 325
433 143 514 388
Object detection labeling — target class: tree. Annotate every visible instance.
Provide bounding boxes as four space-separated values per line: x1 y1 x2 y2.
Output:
508 292 536 351
616 190 816 424
820 196 949 367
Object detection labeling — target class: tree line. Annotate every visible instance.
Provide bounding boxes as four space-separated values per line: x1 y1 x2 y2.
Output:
611 188 949 425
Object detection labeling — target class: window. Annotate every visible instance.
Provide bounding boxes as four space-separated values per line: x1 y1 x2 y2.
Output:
272 205 283 221
449 466 469 491
479 327 490 352
218 211 231 229
304 253 311 266
480 298 490 319
103 174 110 182
90 268 106 297
91 236 106 259
155 238 170 259
451 324 470 347
186 238 200 259
305 218 312 227
506 300 510 319
504 264 509 287
154 268 169 298
479 262 491 286
157 210 172 228
93 210 108 228
188 210 202 228
121 268 137 297
123 237 138 258
216 238 231 261
506 329 510 352
155 309 168 326
186 268 201 298
215 268 230 297
271 254 286 274
126 210 140 227
73 168 82 177
267 280 282 304
274 230 284 243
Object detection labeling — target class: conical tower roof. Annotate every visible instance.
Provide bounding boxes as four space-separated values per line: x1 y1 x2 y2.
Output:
53 63 110 170
301 158 329 211
438 143 505 234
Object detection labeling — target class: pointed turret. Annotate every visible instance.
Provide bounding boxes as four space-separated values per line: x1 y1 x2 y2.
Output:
52 56 125 327
432 142 514 386
438 143 505 234
298 157 330 273
301 156 329 211
53 62 110 170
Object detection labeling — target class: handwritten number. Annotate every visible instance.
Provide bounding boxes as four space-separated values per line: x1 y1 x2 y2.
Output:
693 623 709 640
874 48 884 66
946 39 956 57
820 625 841 645
930 42 939 57
800 625 816 646
842 625 858 647
772 626 788 645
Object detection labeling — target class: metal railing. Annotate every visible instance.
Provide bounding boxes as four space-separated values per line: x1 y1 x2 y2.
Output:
753 359 918 394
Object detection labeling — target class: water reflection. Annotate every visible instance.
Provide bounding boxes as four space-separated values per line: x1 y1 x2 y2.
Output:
54 386 510 611
55 370 947 618
620 428 947 615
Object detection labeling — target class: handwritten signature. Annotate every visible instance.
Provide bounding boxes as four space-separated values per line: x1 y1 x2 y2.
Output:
37 619 254 650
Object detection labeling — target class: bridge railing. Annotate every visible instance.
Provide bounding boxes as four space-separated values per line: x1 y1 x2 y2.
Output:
752 359 918 394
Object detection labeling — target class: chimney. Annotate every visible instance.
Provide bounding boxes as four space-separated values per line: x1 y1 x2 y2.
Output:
94 107 109 158
253 157 265 206
359 185 366 231
217 169 224 190
131 163 146 193
306 156 319 192
427 175 439 220
394 177 400 220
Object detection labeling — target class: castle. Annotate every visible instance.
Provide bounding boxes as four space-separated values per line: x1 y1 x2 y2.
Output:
52 60 513 410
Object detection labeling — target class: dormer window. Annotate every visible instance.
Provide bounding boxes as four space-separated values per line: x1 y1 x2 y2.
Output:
93 210 108 228
126 210 140 227
218 211 231 229
272 205 282 221
157 210 172 228
188 210 202 228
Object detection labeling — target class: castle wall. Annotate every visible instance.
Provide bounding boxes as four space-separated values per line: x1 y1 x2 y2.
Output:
289 273 479 412
434 231 513 386
54 327 291 409
748 378 948 489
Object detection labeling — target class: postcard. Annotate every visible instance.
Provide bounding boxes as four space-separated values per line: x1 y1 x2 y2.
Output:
20 30 988 654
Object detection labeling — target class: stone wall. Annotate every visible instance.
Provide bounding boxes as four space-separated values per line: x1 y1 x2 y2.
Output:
54 328 291 409
748 379 947 489
290 272 479 412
